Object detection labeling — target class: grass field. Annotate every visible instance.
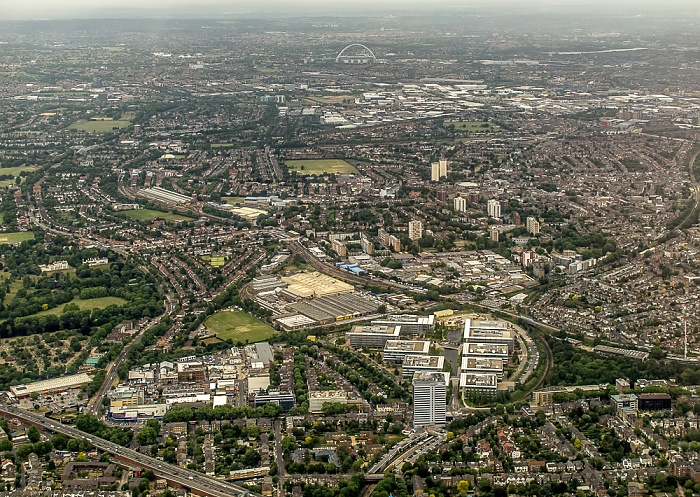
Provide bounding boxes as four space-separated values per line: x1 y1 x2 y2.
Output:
35 296 128 317
0 232 34 244
286 159 359 176
0 165 39 177
222 197 245 205
450 121 500 132
0 164 39 187
209 256 226 268
124 209 193 222
68 113 135 133
204 310 276 344
2 278 28 306
202 255 226 267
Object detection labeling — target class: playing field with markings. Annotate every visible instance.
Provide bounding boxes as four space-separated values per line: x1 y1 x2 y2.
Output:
204 311 276 344
285 159 359 176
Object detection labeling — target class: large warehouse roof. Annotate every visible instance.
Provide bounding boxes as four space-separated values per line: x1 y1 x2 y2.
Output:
10 373 92 397
281 272 354 298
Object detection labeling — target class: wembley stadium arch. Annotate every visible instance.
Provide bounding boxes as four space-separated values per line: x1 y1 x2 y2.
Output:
335 44 377 64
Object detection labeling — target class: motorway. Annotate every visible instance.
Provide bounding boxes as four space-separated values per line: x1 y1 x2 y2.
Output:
0 405 261 497
366 430 445 480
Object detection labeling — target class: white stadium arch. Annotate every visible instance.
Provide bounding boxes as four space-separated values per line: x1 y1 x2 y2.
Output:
335 44 377 64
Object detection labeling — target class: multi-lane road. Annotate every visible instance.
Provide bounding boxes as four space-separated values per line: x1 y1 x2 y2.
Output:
0 405 260 497
85 311 169 417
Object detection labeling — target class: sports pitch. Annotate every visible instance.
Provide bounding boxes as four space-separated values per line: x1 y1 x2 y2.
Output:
68 113 135 133
204 311 276 344
285 159 359 176
0 232 34 244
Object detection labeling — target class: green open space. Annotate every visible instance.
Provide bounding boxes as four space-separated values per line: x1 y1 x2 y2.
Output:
2 278 29 306
0 232 34 244
68 113 135 133
0 165 39 187
123 209 193 222
286 159 359 176
222 197 246 205
0 165 39 177
203 256 226 268
34 296 128 317
450 121 500 132
203 310 276 344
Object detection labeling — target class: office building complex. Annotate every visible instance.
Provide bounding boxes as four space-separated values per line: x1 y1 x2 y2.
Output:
347 325 401 349
383 340 431 363
412 372 449 428
462 343 509 366
459 373 498 397
611 394 638 413
372 314 435 336
463 319 515 353
460 356 504 380
401 355 445 378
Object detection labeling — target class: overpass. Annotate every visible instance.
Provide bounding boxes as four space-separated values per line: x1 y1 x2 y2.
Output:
365 431 442 480
0 405 261 497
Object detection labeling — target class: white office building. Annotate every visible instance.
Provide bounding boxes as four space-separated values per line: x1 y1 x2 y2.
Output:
454 196 468 213
383 340 431 364
460 356 504 380
459 373 498 397
412 371 449 428
463 319 515 353
462 342 510 366
347 325 401 349
371 315 435 335
402 355 445 378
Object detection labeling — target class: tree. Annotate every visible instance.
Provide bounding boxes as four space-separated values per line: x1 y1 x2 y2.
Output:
27 426 40 444
457 480 470 496
136 425 159 446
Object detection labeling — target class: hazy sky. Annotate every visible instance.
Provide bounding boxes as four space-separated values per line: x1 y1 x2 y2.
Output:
1 0 698 20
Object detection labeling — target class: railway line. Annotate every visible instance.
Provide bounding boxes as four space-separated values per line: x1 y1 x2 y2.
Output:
0 405 260 497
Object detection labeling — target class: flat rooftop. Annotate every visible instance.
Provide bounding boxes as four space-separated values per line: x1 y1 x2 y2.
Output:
461 356 504 371
385 340 431 353
10 373 92 396
282 272 354 298
308 390 347 399
413 371 450 385
460 372 498 388
463 343 509 355
464 318 513 340
373 314 434 325
349 325 401 336
403 355 444 368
